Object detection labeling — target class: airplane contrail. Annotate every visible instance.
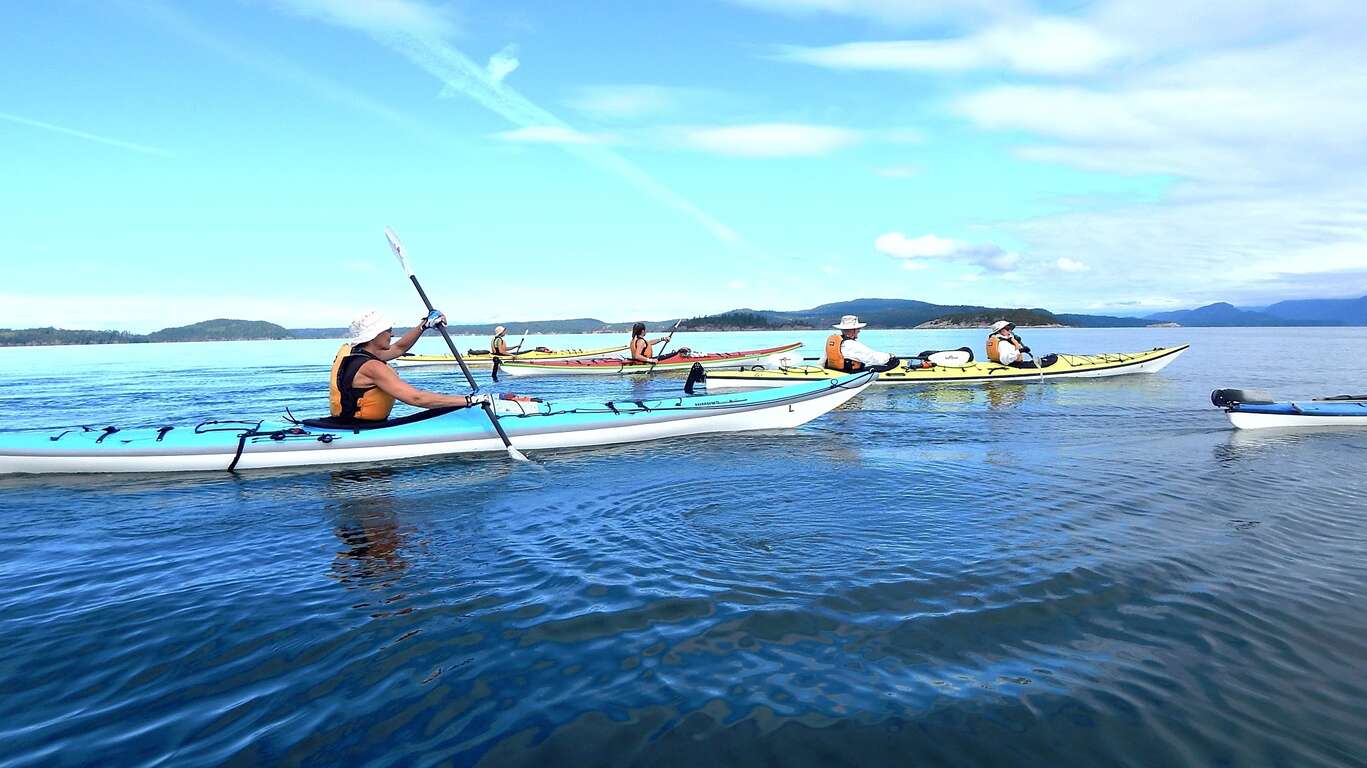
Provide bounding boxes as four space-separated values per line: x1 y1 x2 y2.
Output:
0 110 174 158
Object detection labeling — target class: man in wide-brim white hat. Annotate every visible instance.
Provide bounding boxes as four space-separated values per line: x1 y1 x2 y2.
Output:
823 314 901 373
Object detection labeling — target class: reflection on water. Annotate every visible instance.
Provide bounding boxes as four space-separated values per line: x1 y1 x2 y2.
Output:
983 382 1028 410
328 469 410 593
3 328 1367 766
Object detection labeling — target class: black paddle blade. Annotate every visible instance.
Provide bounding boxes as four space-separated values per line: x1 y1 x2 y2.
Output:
1211 388 1275 408
491 358 501 383
683 362 705 395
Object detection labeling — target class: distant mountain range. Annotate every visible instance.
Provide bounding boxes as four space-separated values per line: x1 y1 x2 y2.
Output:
682 295 1367 330
3 294 1365 346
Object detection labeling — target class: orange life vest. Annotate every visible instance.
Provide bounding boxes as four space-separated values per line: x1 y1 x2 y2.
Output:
631 336 653 360
329 344 396 421
824 334 864 372
491 336 507 355
986 333 1022 364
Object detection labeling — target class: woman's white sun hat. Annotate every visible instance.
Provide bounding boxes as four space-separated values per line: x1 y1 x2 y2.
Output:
348 309 393 345
990 320 1015 333
833 314 867 330
494 325 507 336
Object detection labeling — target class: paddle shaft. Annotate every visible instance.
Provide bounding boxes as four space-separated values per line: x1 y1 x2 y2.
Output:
645 319 683 371
386 228 525 460
407 275 477 390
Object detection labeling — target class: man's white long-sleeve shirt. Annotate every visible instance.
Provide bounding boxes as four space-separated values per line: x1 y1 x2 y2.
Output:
839 338 891 366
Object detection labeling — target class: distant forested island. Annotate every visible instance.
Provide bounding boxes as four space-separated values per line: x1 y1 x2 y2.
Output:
4 294 1365 346
0 319 293 347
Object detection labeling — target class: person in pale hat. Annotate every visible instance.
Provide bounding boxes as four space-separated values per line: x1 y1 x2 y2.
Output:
328 308 489 422
986 320 1027 366
986 320 1056 368
823 315 900 373
489 326 551 357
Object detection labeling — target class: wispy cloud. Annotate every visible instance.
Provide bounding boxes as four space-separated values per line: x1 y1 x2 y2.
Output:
136 2 438 142
487 44 519 83
684 123 859 157
728 0 1025 25
271 0 459 38
1055 257 1089 272
493 125 617 145
564 84 697 119
282 0 740 245
776 18 1125 76
875 232 1021 273
0 111 174 158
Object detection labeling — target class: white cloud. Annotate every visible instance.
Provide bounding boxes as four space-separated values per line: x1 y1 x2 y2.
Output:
565 85 694 119
1056 257 1089 272
875 232 1022 272
493 125 616 145
271 0 459 38
0 111 174 158
487 44 519 83
777 18 1125 76
727 0 1025 25
684 123 859 157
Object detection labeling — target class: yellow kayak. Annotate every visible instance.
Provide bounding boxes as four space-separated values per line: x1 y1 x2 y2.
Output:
393 344 630 368
702 345 1189 391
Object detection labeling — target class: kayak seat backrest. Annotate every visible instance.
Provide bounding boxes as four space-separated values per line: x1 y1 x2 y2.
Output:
1316 394 1367 401
301 405 463 431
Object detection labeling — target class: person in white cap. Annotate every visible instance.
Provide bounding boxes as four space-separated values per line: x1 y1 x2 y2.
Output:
328 308 489 422
490 326 515 356
488 326 550 357
986 320 1028 366
823 315 901 373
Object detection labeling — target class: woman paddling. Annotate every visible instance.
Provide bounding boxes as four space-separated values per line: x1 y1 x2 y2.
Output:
629 322 690 364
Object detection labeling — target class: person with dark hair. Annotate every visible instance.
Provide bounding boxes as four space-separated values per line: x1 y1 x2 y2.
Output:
628 322 690 364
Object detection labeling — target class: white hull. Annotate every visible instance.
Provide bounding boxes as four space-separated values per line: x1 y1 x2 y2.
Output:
1227 412 1367 430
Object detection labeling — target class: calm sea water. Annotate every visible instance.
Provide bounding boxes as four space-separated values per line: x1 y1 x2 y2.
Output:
2 327 1365 767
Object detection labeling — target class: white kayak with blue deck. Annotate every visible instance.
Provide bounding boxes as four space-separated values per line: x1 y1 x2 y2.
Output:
0 371 875 474
1212 388 1367 429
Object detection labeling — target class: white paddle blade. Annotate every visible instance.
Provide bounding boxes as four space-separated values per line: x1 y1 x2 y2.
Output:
384 226 413 276
926 349 973 367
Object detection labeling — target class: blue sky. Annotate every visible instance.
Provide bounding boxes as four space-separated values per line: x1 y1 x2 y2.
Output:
4 0 1366 331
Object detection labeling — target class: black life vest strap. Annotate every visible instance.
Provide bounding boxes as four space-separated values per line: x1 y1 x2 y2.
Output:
338 347 381 419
